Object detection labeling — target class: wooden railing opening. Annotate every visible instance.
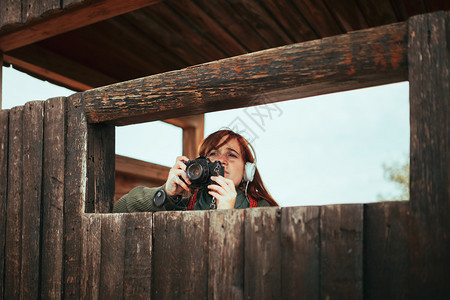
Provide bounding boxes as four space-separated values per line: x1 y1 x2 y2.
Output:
0 11 448 299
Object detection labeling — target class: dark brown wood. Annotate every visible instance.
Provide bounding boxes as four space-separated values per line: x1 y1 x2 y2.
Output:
123 213 153 299
364 201 410 299
356 0 398 27
87 123 115 213
0 53 2 106
20 101 44 300
244 207 281 299
320 204 363 299
323 0 369 31
3 52 93 91
100 214 127 299
0 0 164 52
169 0 247 57
22 0 60 23
408 11 449 298
152 211 208 299
0 110 8 299
80 214 101 300
4 106 23 300
84 22 408 125
208 209 245 299
41 97 65 299
281 206 320 299
291 0 344 37
64 93 87 299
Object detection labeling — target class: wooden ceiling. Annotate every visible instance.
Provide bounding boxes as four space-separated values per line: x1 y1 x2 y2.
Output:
2 0 449 91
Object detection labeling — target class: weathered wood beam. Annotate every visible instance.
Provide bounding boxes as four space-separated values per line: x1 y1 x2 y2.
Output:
115 155 169 183
84 21 408 126
0 0 163 52
4 53 92 91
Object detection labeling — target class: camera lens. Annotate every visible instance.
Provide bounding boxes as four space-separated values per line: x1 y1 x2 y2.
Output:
186 163 204 181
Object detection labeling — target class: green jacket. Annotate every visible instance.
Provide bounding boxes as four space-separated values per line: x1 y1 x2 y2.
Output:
113 185 270 213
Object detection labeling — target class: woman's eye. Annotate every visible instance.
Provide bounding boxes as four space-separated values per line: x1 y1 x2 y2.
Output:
209 152 217 156
228 153 237 158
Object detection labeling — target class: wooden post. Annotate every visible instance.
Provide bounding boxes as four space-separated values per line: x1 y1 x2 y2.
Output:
320 204 363 299
0 109 8 299
0 53 3 108
64 93 87 299
87 123 115 213
21 101 44 300
5 106 23 300
408 11 449 297
41 97 65 299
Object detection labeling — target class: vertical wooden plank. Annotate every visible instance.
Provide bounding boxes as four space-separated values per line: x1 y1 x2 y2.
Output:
244 207 281 299
320 204 363 300
87 123 115 213
152 211 208 299
41 97 65 299
281 206 320 299
123 213 153 299
64 92 86 299
0 109 8 299
364 201 409 299
20 101 44 299
208 209 245 300
4 106 23 300
408 11 450 298
0 54 3 107
80 214 101 300
100 214 126 300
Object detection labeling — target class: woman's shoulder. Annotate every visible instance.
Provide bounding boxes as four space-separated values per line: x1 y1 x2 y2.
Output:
256 198 271 207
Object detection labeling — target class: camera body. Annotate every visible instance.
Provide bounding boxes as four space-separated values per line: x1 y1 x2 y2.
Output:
184 156 225 189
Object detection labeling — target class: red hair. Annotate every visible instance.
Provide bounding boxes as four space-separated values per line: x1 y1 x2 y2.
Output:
198 130 278 207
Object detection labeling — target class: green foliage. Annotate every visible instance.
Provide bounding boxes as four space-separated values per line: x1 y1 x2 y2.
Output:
377 155 410 201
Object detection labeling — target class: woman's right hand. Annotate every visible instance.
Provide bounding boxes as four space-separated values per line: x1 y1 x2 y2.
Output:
164 156 191 197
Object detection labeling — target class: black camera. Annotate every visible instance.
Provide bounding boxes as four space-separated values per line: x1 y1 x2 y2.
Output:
184 157 225 189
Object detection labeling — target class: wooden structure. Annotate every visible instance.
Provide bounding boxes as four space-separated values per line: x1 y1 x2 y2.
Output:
0 1 449 299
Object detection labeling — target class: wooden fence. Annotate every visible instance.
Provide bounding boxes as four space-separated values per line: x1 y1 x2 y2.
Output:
1 11 448 299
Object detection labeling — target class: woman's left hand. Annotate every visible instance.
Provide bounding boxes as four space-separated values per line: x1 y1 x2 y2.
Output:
208 176 237 209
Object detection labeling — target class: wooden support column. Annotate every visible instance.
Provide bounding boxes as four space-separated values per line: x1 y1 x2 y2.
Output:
0 53 3 108
408 11 449 298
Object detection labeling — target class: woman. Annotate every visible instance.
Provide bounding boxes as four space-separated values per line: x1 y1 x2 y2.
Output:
113 129 277 213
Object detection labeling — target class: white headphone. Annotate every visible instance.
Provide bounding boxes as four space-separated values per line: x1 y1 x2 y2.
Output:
244 161 256 182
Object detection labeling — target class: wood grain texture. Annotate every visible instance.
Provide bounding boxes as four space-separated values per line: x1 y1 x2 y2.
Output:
0 0 164 52
100 214 127 299
281 206 320 299
244 207 281 299
320 204 363 300
208 209 245 300
41 97 65 300
80 214 101 300
20 101 44 300
4 106 23 300
87 123 115 213
0 110 8 300
64 93 86 299
123 213 153 299
364 201 410 299
152 211 208 299
408 11 450 298
84 22 408 125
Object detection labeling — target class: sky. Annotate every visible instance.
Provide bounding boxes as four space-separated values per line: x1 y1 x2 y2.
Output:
2 66 410 207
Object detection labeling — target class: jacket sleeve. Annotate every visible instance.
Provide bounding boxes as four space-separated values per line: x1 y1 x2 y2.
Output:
256 199 271 207
113 185 186 213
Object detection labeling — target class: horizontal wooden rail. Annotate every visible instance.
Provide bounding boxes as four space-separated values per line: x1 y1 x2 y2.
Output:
84 21 408 125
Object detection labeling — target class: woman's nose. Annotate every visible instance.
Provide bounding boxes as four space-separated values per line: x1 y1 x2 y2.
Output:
216 154 227 165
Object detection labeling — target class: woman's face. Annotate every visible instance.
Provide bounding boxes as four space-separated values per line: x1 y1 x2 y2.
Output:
206 137 245 187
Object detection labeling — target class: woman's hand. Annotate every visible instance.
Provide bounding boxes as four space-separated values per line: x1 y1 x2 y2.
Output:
165 156 191 197
208 176 237 209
